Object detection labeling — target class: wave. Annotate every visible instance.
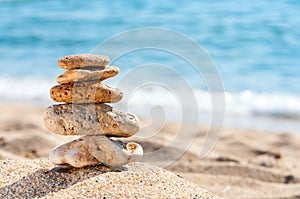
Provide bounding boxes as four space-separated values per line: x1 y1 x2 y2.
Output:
0 75 54 104
116 85 300 121
1 75 299 133
1 76 300 120
225 90 300 119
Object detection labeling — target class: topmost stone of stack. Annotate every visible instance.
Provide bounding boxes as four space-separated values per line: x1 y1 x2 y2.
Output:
58 54 110 70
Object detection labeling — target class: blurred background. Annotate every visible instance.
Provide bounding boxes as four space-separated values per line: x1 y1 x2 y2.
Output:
0 0 299 133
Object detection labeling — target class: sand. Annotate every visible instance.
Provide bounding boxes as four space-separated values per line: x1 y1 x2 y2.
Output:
0 102 300 198
0 160 217 199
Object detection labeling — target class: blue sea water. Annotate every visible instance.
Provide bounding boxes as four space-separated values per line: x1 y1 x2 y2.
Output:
0 0 299 132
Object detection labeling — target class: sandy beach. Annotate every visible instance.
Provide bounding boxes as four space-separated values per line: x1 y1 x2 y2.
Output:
2 0 300 198
0 102 300 198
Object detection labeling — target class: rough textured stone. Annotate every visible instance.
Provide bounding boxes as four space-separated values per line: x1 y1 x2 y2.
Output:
43 103 140 137
45 53 144 169
49 137 99 168
58 54 110 70
50 81 123 103
56 66 119 84
49 136 143 167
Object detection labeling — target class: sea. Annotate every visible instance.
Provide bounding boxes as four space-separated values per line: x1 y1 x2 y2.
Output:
0 0 299 133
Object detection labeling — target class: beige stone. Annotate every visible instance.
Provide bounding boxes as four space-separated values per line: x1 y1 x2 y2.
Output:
49 136 143 168
50 81 122 103
43 103 140 137
56 66 119 84
58 54 110 70
83 135 143 167
49 137 99 168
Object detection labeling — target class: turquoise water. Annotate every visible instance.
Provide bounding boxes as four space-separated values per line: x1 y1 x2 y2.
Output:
1 0 299 91
0 0 300 131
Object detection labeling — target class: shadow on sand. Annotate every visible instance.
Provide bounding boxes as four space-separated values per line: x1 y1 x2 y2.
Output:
0 164 123 199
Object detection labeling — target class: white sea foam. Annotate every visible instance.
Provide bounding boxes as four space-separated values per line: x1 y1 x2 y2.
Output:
1 76 299 132
115 85 300 120
0 75 54 104
226 90 300 119
115 85 300 133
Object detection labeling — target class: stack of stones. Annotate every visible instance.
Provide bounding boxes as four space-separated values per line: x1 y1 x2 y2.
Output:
43 54 143 168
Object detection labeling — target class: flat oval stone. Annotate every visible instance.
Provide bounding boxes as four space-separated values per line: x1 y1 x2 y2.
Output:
57 66 119 84
49 136 143 168
49 137 100 168
50 81 122 103
43 103 140 137
83 135 143 167
58 54 110 70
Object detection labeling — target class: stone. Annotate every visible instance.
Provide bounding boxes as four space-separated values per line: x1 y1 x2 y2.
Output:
84 135 143 167
58 54 110 70
49 136 143 168
49 137 100 168
50 81 123 103
56 66 119 84
45 53 143 168
43 103 140 137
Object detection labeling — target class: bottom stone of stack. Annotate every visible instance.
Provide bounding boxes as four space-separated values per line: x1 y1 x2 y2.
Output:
49 135 143 168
